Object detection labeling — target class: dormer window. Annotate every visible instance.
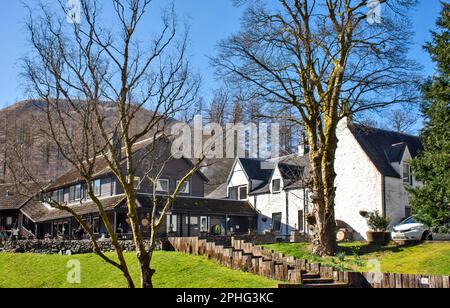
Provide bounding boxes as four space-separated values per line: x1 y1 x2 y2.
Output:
176 180 190 194
403 163 413 185
228 186 248 200
52 189 64 203
93 179 102 197
239 186 248 200
69 184 82 202
156 179 169 193
229 187 239 200
272 179 281 193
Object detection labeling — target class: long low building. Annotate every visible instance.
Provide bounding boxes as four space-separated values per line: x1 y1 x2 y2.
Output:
0 137 257 241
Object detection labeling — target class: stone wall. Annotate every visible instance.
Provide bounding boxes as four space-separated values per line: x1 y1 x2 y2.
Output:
1 239 167 255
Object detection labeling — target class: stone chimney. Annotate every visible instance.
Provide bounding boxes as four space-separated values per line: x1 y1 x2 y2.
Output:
298 132 309 157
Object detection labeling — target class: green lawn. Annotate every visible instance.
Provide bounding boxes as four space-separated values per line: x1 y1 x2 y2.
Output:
0 251 278 288
261 242 450 276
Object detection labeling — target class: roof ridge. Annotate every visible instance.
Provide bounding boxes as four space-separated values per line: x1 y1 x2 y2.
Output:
352 123 419 139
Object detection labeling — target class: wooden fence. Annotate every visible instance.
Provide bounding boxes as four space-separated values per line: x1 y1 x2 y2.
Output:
167 237 450 288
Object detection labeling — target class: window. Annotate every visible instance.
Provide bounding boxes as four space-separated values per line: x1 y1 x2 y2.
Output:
272 179 281 193
405 207 412 218
126 176 141 190
176 180 190 194
93 179 102 196
92 217 100 235
166 215 178 233
239 186 248 200
133 177 141 190
200 216 209 233
51 189 65 203
272 213 282 232
403 163 413 185
156 179 169 193
69 184 82 202
229 186 248 200
298 210 304 232
6 216 13 226
229 187 239 200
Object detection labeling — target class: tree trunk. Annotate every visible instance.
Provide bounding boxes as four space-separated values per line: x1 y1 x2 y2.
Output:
307 126 338 257
138 253 155 289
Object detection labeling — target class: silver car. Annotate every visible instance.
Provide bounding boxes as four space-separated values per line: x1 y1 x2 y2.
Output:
391 217 433 242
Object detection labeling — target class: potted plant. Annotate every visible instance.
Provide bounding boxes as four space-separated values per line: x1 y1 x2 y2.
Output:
366 210 390 245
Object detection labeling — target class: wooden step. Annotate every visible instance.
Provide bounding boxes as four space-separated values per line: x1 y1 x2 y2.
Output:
301 282 349 289
303 278 335 284
302 273 320 279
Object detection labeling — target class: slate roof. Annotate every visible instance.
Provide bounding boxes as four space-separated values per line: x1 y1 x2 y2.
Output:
47 138 157 190
132 195 257 217
205 182 228 199
0 182 45 211
28 195 126 223
239 158 274 182
349 124 423 178
47 137 208 191
218 156 311 197
20 193 256 223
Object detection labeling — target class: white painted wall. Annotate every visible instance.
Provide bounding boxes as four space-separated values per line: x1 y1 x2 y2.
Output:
334 119 383 241
227 160 249 195
385 147 419 227
251 188 307 236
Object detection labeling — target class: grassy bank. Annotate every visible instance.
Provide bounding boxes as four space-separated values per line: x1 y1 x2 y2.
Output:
261 242 450 276
0 251 278 288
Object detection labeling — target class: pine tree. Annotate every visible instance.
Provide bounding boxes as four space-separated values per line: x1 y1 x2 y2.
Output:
410 2 450 233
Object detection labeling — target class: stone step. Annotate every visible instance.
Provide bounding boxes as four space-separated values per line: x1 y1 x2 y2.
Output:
300 282 349 289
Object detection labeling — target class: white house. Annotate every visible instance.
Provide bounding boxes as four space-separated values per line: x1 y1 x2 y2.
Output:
209 118 423 241
208 154 311 237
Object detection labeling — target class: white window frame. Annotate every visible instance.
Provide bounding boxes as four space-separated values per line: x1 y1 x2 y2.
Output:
238 186 248 200
69 184 82 202
403 163 413 185
229 185 248 200
133 177 141 190
176 180 190 194
272 179 281 193
6 216 13 226
93 179 102 197
166 214 178 233
156 179 169 193
200 216 209 233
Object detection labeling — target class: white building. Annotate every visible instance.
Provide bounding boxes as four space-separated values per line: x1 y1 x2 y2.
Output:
209 118 423 241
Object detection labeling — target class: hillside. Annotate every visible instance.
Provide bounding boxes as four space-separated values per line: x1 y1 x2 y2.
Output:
0 100 233 194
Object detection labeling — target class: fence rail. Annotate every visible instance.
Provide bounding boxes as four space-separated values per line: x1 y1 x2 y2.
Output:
167 237 450 289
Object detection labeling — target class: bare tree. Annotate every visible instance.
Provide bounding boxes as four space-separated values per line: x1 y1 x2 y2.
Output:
12 0 203 288
384 109 418 134
214 0 420 255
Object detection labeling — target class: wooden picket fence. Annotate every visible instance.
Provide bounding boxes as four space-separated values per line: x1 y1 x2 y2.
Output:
167 237 450 289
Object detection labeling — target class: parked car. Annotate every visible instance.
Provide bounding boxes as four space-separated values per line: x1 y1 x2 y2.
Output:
391 217 433 242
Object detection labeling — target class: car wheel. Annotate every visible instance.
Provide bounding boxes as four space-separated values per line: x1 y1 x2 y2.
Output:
421 231 433 241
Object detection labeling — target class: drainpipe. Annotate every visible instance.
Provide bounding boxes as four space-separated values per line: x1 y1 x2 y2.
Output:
285 191 289 236
381 175 387 218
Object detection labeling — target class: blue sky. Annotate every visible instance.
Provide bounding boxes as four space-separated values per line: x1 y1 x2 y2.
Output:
0 0 443 109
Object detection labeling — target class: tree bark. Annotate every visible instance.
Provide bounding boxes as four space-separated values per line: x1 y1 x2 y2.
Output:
138 253 155 289
306 120 338 256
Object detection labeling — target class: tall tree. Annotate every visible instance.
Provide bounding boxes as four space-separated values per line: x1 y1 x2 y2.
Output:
12 0 202 288
385 109 418 134
214 0 420 255
410 2 450 233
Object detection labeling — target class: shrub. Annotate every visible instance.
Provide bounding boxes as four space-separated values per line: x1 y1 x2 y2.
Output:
367 210 390 232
